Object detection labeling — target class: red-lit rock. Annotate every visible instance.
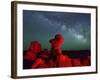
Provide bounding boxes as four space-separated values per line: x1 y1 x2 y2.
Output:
49 34 72 67
29 41 42 54
72 58 82 66
24 41 42 61
58 54 72 67
31 58 50 68
31 49 50 68
82 56 90 66
24 50 36 61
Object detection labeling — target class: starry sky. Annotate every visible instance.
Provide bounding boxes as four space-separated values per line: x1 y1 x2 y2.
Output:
23 10 91 51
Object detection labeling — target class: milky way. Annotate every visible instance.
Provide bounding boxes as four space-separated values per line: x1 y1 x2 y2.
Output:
23 10 91 50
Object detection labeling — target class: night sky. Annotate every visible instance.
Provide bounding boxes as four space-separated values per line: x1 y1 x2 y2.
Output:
23 10 91 51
